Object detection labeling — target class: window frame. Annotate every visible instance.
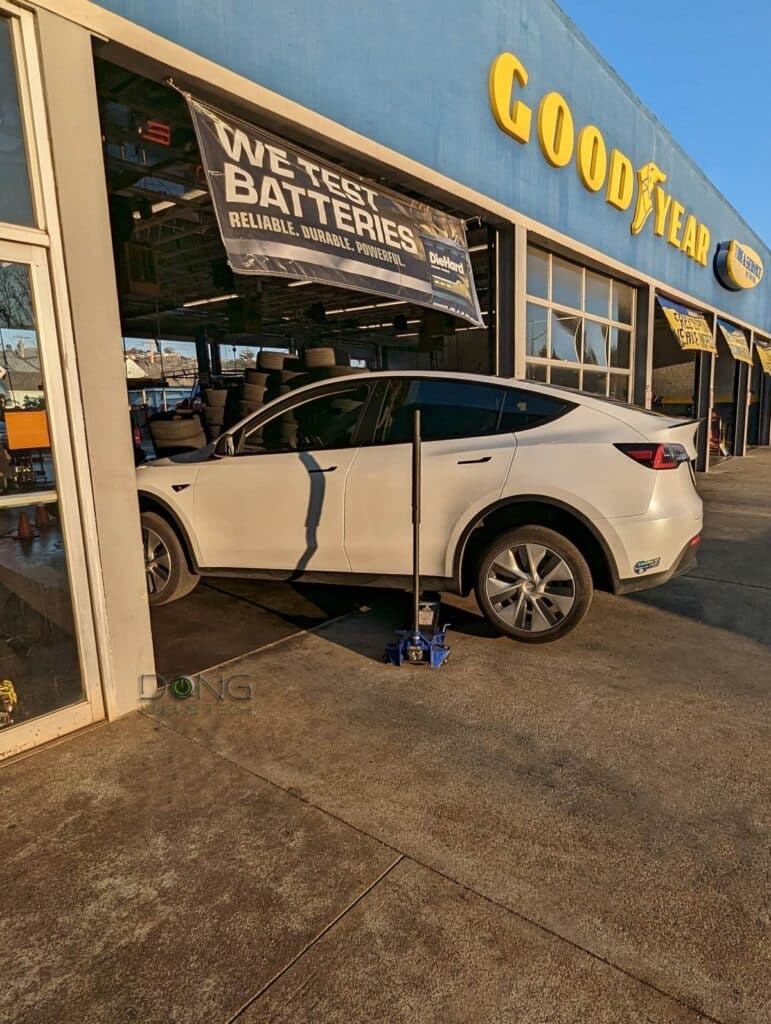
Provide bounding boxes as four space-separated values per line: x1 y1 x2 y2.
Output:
525 247 636 401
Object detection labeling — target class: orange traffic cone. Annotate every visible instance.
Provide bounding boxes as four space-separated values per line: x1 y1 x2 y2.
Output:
16 511 34 541
35 504 51 530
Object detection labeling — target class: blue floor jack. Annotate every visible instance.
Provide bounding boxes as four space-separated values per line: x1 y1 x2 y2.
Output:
385 409 451 669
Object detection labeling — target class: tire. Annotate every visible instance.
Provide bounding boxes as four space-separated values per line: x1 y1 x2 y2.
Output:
474 525 592 644
140 511 200 607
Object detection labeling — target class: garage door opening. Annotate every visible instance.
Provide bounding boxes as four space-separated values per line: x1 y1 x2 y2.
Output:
94 56 496 677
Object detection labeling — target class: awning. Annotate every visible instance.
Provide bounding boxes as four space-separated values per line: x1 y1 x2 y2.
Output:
717 319 752 364
184 93 484 327
756 343 771 375
657 297 716 354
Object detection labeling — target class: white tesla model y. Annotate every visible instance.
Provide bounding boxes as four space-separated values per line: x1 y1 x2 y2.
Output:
136 372 702 643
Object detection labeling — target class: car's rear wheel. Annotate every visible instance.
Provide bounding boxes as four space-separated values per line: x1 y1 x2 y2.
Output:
141 511 199 606
475 525 592 643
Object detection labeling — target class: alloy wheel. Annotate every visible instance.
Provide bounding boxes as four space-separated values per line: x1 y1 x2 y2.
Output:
485 543 576 633
143 526 172 597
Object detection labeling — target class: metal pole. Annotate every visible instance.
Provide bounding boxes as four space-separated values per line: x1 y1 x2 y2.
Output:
412 407 421 633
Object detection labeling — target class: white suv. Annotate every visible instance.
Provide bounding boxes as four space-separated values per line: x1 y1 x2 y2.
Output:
136 372 702 643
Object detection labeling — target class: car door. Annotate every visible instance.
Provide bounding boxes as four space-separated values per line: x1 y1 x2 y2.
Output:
192 381 375 571
344 377 517 577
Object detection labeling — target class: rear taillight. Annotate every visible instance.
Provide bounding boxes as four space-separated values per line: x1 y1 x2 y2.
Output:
133 425 142 448
614 442 690 470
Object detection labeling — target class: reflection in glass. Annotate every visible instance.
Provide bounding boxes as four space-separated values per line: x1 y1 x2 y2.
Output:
551 312 582 362
525 362 547 382
526 248 549 299
550 366 580 390
0 18 34 227
609 327 631 368
0 261 85 731
611 281 634 324
584 320 608 366
609 374 630 402
585 270 609 318
552 257 582 311
582 371 608 396
0 502 83 727
526 303 548 357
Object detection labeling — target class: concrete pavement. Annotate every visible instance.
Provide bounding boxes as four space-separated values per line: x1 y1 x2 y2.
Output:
2 449 769 1023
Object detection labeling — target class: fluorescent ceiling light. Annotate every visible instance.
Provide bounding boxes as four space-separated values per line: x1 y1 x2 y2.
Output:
151 200 176 214
287 280 313 288
468 244 488 252
182 293 239 308
326 300 406 315
358 318 420 331
181 188 207 201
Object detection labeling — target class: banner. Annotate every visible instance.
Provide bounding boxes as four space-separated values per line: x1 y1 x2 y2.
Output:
657 297 716 354
716 319 752 364
186 96 484 327
756 344 771 375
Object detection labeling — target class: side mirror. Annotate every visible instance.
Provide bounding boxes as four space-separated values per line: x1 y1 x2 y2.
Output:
214 434 235 457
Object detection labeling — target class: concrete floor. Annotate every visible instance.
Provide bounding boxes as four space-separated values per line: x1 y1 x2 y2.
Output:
2 450 770 1023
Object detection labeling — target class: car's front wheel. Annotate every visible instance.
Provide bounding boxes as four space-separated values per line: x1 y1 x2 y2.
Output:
141 511 200 606
475 525 593 643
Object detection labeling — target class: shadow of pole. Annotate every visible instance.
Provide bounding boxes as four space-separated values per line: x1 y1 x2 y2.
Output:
288 450 327 580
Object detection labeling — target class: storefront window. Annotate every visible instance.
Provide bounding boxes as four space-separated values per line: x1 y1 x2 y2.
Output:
526 247 549 300
552 257 582 311
525 247 636 399
0 261 84 731
0 18 34 227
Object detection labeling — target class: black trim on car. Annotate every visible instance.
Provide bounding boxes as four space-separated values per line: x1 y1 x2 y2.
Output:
615 537 699 595
196 566 455 592
138 492 201 574
451 494 623 594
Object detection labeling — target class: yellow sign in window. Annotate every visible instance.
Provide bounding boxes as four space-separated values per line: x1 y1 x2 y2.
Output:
658 297 716 354
717 320 752 364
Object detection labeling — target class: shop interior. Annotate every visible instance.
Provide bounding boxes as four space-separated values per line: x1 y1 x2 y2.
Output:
712 326 742 459
651 302 699 420
748 339 771 447
93 56 497 674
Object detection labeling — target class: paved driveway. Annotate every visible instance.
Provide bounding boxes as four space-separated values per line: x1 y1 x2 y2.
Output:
2 451 769 1023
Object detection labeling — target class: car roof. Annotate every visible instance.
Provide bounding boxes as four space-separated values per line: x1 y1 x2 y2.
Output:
227 368 689 436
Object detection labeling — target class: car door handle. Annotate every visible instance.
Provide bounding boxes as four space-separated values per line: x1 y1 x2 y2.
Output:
457 456 491 465
308 465 337 473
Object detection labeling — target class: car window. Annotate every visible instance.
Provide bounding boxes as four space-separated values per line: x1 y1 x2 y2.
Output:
241 384 371 454
499 388 573 431
377 378 506 443
375 378 573 443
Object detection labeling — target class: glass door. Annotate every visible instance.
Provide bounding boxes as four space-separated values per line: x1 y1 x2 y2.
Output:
0 241 103 759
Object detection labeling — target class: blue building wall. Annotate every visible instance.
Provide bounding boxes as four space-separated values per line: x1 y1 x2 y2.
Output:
95 0 770 332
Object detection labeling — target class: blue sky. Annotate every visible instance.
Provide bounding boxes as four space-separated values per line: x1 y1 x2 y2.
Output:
557 0 771 247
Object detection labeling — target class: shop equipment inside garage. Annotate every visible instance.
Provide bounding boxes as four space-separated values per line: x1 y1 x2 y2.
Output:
95 57 496 676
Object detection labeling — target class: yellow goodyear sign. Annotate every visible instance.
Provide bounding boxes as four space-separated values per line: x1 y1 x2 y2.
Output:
489 52 712 266
715 240 764 291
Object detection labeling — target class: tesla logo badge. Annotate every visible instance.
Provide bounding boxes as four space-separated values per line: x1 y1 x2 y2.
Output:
172 484 190 492
634 557 661 575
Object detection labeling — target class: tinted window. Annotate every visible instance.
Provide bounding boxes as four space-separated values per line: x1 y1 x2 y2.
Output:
378 379 506 443
499 388 572 431
242 385 370 453
0 19 34 226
